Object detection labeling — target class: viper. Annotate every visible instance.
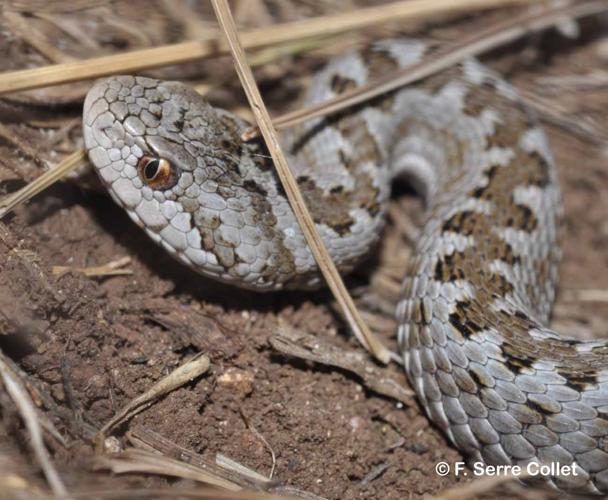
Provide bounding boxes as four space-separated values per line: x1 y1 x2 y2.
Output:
82 39 608 493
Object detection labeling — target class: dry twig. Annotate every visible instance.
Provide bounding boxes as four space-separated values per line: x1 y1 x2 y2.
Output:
98 353 210 441
270 323 414 405
0 351 69 498
0 149 87 219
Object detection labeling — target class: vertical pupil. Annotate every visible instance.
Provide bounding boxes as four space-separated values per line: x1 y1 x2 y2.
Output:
144 159 160 179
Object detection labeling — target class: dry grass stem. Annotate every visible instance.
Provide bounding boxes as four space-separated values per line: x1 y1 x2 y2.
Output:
98 353 210 439
128 427 282 493
563 289 608 303
3 10 75 64
2 2 593 220
0 2 538 216
0 0 533 96
215 454 271 485
387 204 419 243
98 438 311 498
521 92 608 145
71 488 295 500
270 323 414 404
248 36 333 67
0 122 49 177
52 256 133 277
243 0 608 139
210 0 392 364
0 352 69 498
96 448 243 491
238 410 277 479
536 70 608 90
0 149 86 219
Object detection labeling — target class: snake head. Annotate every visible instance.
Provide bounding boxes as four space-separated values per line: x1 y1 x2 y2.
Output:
82 76 239 271
82 75 296 290
83 75 220 202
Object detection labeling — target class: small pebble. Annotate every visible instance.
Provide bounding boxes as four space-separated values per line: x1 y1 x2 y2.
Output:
217 367 254 395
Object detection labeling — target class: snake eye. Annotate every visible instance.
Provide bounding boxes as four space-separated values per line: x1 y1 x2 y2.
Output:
137 156 178 190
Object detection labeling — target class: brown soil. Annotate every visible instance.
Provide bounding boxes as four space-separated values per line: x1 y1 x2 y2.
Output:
0 2 606 499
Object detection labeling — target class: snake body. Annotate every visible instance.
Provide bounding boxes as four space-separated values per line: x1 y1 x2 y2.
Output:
83 39 608 493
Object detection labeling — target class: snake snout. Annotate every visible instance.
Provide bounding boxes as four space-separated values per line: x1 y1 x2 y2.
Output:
84 77 139 170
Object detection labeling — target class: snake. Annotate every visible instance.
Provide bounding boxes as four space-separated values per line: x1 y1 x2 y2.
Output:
82 39 608 494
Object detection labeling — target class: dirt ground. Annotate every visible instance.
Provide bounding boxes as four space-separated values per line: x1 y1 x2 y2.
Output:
0 1 607 499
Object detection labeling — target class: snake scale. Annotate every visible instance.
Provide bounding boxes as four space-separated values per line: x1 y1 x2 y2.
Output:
82 39 608 493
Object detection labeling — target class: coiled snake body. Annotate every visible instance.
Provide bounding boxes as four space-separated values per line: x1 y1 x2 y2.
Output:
83 40 608 493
